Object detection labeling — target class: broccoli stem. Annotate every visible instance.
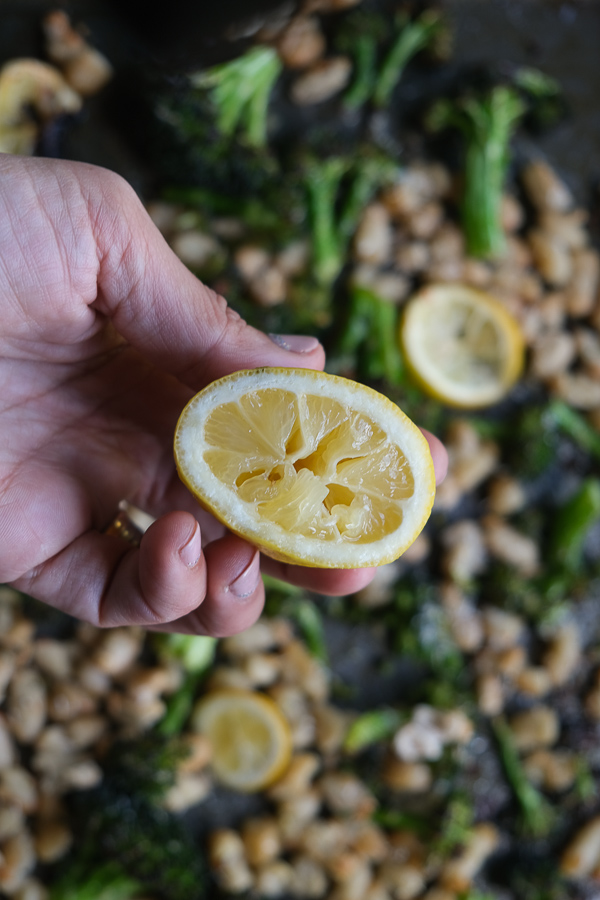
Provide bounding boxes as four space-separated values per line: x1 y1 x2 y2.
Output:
493 715 555 838
338 286 404 384
429 86 525 259
49 861 142 900
461 88 525 258
305 157 350 289
373 11 441 108
344 33 378 109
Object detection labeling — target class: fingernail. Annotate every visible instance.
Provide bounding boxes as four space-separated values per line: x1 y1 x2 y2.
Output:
179 522 201 568
228 551 261 599
269 333 320 353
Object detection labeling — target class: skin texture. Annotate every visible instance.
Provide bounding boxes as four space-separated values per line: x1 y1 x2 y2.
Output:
0 155 447 636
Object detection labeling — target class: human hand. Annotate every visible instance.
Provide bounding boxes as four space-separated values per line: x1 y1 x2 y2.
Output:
0 155 447 635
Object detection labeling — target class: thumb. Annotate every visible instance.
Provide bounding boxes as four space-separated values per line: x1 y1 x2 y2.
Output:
88 164 325 387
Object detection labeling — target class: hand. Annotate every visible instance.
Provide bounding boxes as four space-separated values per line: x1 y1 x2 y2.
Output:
0 155 447 636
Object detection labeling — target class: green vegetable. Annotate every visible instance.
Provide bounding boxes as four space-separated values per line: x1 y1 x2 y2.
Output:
428 85 525 258
548 478 600 573
190 46 282 148
343 708 403 753
493 716 556 838
547 399 600 461
373 10 442 108
154 634 217 737
52 736 206 900
49 862 142 900
336 285 404 384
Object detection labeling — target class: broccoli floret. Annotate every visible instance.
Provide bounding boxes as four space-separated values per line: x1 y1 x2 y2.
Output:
51 735 207 900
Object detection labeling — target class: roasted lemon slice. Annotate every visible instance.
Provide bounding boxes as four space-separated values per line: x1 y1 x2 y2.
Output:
191 689 292 792
174 367 436 568
400 284 525 409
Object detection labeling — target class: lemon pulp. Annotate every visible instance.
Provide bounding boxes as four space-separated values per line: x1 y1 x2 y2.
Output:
175 368 435 567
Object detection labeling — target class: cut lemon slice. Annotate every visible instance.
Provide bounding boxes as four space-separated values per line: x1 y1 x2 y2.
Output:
174 367 436 568
400 284 525 409
191 689 292 792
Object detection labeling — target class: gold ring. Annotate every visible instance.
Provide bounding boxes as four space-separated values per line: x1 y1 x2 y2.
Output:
104 502 155 548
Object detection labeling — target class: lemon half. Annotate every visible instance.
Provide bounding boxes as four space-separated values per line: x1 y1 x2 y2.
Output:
400 284 525 409
192 689 292 792
174 367 435 568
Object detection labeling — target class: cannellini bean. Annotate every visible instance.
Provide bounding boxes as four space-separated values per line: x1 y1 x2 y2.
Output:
482 515 540 577
0 767 38 814
0 651 16 701
0 716 16 768
289 854 329 898
92 628 142 675
267 753 320 801
501 193 525 232
528 229 573 288
509 705 560 752
60 758 103 790
378 862 425 900
6 669 47 743
208 830 254 892
542 622 580 687
327 858 371 899
0 806 25 842
33 639 77 680
318 772 376 818
537 291 567 331
276 240 310 277
177 733 212 773
170 231 221 269
393 722 444 763
438 822 499 892
522 161 573 213
290 56 352 105
550 371 600 409
0 830 36 893
205 666 253 692
1 616 35 652
254 860 295 897
441 520 488 584
34 819 72 863
439 582 484 653
496 645 527 679
523 748 577 792
11 877 49 900
127 665 182 703
486 474 526 516
346 821 389 863
249 266 288 307
222 619 292 657
429 223 464 262
297 819 348 862
312 703 352 756
353 203 393 265
162 772 211 812
241 817 282 867
277 788 322 847
476 672 505 716
576 328 600 378
407 201 444 240
242 652 282 687
462 257 492 287
354 561 403 609
566 248 600 317
234 245 270 282
395 241 430 274
382 757 432 793
279 641 329 700
515 667 552 698
538 209 588 251
64 714 106 749
48 681 96 722
529 330 577 380
560 816 600 878
481 606 524 651
76 661 112 696
276 16 326 68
